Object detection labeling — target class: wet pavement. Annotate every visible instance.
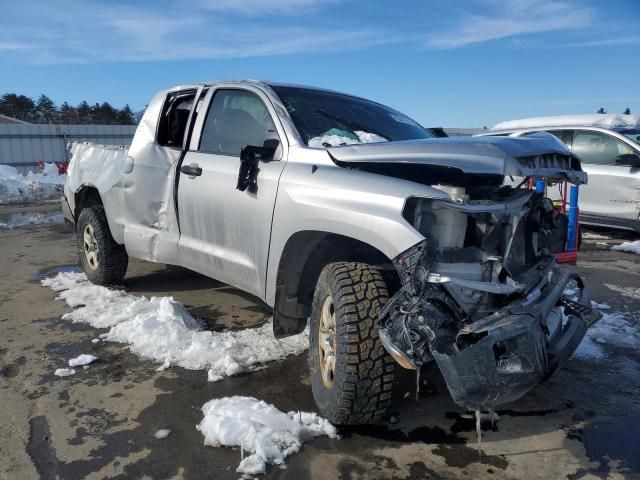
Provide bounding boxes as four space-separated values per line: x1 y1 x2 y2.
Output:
0 222 639 479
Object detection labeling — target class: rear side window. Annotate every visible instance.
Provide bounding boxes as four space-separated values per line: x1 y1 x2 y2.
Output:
199 89 277 156
571 130 634 165
548 130 573 146
157 90 197 147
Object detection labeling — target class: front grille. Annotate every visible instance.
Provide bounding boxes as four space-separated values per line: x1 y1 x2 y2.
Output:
517 153 578 171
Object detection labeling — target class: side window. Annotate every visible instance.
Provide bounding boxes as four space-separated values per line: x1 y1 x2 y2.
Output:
548 130 573 146
157 90 197 147
199 89 277 156
523 130 571 147
571 130 634 165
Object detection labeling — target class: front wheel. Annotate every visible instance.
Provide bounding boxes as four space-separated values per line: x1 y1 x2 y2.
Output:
76 205 128 285
309 262 395 425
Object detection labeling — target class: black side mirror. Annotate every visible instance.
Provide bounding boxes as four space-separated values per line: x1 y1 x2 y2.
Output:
237 140 280 193
615 153 640 167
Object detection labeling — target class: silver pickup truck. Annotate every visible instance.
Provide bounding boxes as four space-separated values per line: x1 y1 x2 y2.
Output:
62 80 599 425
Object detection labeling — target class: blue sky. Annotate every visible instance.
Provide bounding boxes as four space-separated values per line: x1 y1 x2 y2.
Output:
0 0 638 127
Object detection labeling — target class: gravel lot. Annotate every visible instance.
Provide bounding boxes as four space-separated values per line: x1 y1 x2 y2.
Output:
1 212 639 480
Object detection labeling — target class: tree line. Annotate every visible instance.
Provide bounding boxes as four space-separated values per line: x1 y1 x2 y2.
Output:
0 93 138 125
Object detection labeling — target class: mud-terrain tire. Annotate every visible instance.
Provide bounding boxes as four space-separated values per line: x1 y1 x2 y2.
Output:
76 205 128 285
309 262 395 425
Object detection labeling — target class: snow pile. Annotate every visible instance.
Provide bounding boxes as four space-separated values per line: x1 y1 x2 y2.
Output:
197 396 338 474
493 114 640 131
42 272 308 378
308 130 387 148
574 304 640 360
54 368 76 377
154 429 171 439
0 211 65 229
69 354 97 367
612 240 640 255
0 164 66 204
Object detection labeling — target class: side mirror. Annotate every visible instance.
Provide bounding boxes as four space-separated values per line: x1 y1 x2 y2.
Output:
615 153 640 168
237 140 280 193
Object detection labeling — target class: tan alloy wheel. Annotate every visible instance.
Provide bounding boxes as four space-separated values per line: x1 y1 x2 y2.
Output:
83 224 99 270
318 294 337 388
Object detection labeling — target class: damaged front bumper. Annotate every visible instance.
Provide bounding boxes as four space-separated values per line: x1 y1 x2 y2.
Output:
431 267 599 410
379 244 601 410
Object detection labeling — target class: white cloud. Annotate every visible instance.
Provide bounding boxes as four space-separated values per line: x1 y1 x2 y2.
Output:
196 0 341 15
564 35 640 48
426 0 593 49
0 0 386 64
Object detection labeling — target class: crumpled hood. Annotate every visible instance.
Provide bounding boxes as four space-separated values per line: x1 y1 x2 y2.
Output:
328 136 587 184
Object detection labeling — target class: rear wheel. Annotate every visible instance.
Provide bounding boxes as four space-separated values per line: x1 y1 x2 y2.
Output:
76 205 128 285
309 262 395 425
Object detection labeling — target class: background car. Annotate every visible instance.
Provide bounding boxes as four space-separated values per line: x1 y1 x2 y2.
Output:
479 114 640 233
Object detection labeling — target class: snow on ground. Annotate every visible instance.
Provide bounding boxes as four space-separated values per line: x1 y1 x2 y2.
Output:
308 130 387 148
612 240 640 255
42 272 309 379
69 354 97 367
0 211 65 229
574 304 640 361
197 396 338 474
54 368 76 377
0 164 66 204
154 429 171 439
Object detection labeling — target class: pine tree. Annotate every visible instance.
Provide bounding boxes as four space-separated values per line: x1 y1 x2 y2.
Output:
59 102 77 124
36 94 56 123
77 101 91 124
117 104 135 125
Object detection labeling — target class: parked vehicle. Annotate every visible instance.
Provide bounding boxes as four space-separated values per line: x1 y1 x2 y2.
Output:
480 114 640 233
62 81 598 424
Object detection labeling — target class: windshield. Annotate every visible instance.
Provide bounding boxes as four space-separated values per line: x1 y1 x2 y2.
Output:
270 85 434 147
620 129 640 145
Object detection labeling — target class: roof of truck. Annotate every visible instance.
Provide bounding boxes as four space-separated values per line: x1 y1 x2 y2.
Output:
492 114 640 132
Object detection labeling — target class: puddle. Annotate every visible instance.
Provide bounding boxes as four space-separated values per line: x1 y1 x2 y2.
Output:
0 211 65 230
31 264 80 283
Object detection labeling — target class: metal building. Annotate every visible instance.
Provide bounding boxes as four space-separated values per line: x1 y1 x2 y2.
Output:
0 124 137 172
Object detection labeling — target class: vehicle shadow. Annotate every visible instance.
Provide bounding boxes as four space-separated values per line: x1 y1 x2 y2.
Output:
124 264 223 293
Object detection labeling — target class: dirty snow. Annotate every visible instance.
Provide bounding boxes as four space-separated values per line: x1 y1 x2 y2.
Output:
308 130 387 148
42 272 309 379
69 354 97 367
54 368 76 377
154 429 171 439
612 240 640 255
0 164 66 204
196 396 338 474
573 304 640 361
0 210 65 230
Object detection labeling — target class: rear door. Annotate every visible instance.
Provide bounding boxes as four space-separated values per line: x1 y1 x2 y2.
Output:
176 86 288 298
569 129 640 222
122 86 202 262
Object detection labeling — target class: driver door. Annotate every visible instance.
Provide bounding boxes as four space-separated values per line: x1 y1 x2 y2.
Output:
176 86 287 299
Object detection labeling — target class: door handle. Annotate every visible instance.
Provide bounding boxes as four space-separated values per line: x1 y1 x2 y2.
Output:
180 163 202 177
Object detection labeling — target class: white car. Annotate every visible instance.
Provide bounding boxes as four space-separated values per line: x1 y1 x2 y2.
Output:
479 114 640 233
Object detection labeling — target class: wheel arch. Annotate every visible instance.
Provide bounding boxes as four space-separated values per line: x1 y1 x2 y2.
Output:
272 230 400 338
73 184 103 220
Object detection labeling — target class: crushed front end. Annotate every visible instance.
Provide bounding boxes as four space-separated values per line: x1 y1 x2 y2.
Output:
378 184 601 410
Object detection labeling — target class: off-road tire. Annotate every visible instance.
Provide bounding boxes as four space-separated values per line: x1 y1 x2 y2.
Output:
76 205 128 285
309 262 395 425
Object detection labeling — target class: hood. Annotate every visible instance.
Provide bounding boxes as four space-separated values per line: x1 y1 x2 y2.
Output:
328 136 586 185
